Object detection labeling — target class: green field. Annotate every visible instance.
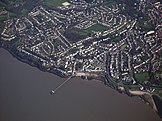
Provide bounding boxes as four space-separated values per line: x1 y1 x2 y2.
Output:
0 2 5 8
10 0 24 5
84 24 108 33
127 85 140 91
71 28 87 36
160 67 162 72
135 72 149 82
154 89 162 97
0 0 24 8
52 38 62 46
44 0 67 7
13 40 22 48
0 12 16 22
0 14 7 22
20 9 29 16
73 23 108 36
104 0 117 7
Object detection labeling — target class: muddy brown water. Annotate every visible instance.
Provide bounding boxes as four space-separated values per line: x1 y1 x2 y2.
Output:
0 48 162 121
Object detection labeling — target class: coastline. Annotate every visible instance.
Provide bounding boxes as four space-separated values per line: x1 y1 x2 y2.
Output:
0 44 69 78
152 95 162 118
0 45 162 118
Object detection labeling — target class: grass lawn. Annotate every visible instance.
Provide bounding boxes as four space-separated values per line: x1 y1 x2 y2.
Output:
0 0 24 8
72 28 87 36
9 0 24 5
0 14 7 22
159 66 162 72
13 40 22 47
84 23 108 33
104 0 117 7
44 0 68 7
127 85 140 91
9 12 17 17
154 90 162 97
0 12 17 22
73 23 108 36
20 9 29 16
160 80 162 85
135 72 149 82
52 38 63 46
0 2 6 8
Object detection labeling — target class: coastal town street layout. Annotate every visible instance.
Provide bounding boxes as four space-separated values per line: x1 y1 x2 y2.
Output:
0 0 162 117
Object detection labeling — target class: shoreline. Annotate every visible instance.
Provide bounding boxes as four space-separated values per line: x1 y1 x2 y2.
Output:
0 46 162 118
0 46 69 78
128 90 158 112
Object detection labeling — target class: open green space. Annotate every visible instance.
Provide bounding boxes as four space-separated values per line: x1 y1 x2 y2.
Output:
73 23 108 36
0 1 31 17
71 28 87 36
11 39 22 48
104 0 117 6
0 2 6 8
160 80 162 86
0 14 8 22
84 23 108 33
138 20 155 31
0 12 16 22
135 72 149 82
52 38 62 46
67 23 108 43
111 35 121 42
9 0 24 5
20 9 29 16
160 67 162 72
0 0 24 8
44 0 67 7
63 28 87 43
9 12 17 17
154 90 162 97
127 85 140 91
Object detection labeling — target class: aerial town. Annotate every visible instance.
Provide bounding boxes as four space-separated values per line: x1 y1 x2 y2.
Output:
0 0 162 117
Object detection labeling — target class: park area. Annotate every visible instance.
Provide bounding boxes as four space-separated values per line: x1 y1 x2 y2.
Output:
73 23 108 36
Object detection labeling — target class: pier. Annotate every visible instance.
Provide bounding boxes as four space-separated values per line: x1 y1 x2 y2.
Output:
50 75 73 94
